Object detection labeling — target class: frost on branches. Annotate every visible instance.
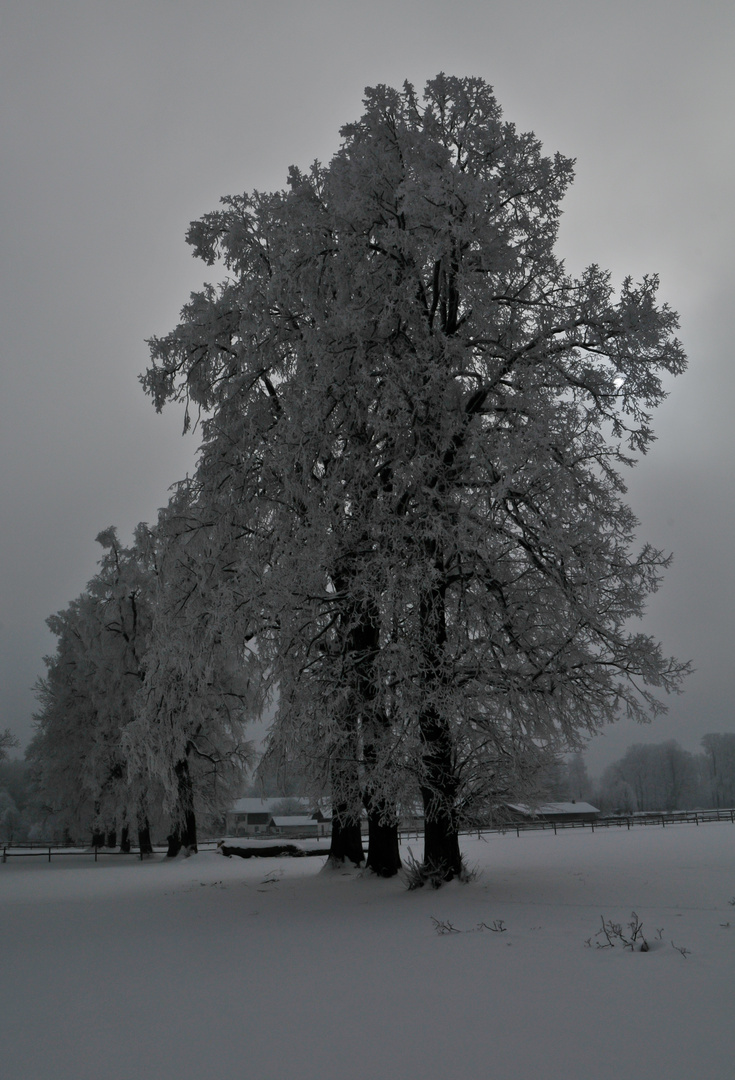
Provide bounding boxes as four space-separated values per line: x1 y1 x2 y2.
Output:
143 75 689 879
124 484 257 855
29 528 159 849
30 520 253 851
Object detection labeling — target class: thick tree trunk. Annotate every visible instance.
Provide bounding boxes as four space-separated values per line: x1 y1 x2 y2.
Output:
137 818 153 857
166 832 182 858
328 807 365 867
419 703 463 879
119 825 131 853
91 829 105 848
343 574 402 876
417 539 462 882
105 829 117 849
176 759 198 853
326 672 365 868
166 759 198 856
166 758 198 855
421 784 462 880
365 800 401 877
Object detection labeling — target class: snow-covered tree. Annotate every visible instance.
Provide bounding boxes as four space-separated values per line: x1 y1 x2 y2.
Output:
124 485 256 854
28 528 159 848
599 741 703 812
143 75 688 879
700 734 735 809
0 729 18 763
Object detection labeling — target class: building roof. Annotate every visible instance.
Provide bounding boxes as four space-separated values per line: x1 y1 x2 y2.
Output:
271 816 315 827
229 797 310 815
506 801 599 817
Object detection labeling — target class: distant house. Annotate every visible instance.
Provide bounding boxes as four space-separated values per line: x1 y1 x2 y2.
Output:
504 801 600 824
225 798 330 837
272 816 321 838
226 798 276 836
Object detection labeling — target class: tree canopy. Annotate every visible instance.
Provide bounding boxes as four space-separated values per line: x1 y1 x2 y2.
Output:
141 74 688 878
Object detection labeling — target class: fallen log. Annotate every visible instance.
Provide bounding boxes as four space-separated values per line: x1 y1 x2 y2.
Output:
218 841 326 859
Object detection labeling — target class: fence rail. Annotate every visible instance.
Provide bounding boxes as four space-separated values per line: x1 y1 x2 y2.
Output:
4 809 734 863
476 807 735 838
1 840 222 863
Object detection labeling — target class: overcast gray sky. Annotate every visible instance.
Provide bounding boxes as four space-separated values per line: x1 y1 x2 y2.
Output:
1 0 733 775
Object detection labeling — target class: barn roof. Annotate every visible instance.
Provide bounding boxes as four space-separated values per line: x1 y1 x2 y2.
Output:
506 801 599 817
230 798 309 815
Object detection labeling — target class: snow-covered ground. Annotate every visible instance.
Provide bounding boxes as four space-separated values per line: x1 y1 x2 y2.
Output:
1 823 733 1080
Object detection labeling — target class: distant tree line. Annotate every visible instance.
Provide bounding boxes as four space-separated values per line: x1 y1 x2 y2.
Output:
20 75 689 877
594 735 735 814
537 737 735 816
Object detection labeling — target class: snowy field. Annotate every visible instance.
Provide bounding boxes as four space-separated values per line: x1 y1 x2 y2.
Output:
1 824 733 1080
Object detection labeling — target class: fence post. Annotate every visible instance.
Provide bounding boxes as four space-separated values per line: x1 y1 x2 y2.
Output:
94 846 98 862
48 847 51 863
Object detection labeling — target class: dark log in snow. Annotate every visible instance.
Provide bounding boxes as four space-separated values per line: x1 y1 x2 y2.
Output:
218 842 326 859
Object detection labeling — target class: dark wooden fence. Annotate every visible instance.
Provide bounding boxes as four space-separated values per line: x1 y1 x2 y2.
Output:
4 809 734 863
1 840 222 863
483 807 735 837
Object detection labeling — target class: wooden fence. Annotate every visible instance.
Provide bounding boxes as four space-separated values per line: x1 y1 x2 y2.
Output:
1 840 222 863
3 809 735 863
484 807 735 838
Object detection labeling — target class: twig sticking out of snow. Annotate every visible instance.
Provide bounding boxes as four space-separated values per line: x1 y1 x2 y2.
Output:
431 917 461 935
431 916 507 935
592 912 648 951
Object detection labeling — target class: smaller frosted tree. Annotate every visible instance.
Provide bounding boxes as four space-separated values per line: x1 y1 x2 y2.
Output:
701 734 735 809
125 485 257 854
0 730 18 763
29 528 159 847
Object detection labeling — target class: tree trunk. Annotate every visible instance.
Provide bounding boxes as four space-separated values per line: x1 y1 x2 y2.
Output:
421 786 462 880
166 831 182 858
119 825 131 853
326 681 364 868
105 829 117 849
328 743 364 867
365 800 401 877
328 807 365 867
417 539 462 881
91 829 105 848
174 758 198 853
419 705 463 880
137 818 153 857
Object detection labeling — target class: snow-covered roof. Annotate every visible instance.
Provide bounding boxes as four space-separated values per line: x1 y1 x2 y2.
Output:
506 802 599 816
229 797 309 815
271 816 315 827
229 798 273 815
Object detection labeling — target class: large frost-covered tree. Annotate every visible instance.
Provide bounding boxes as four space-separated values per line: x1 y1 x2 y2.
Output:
144 75 688 879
